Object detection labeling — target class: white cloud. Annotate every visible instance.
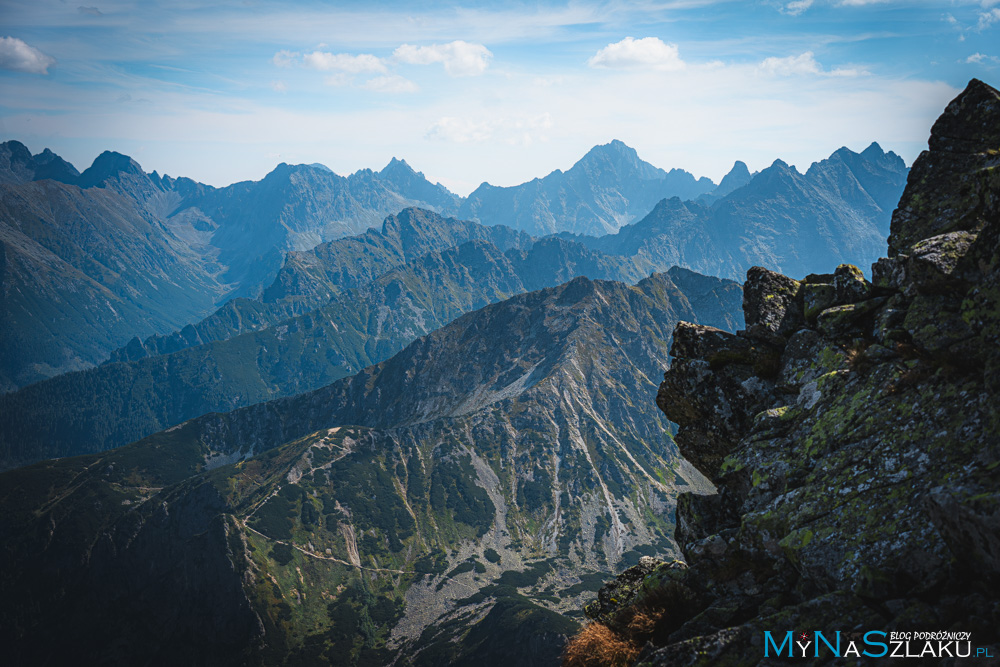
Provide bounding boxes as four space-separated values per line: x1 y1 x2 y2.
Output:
303 51 386 73
757 51 867 77
783 0 814 16
0 36 56 74
361 75 418 94
323 73 352 87
978 8 1000 29
965 52 1000 64
270 80 287 92
426 117 493 143
587 37 685 71
426 113 552 145
393 41 492 77
781 0 893 15
272 50 298 68
758 51 821 76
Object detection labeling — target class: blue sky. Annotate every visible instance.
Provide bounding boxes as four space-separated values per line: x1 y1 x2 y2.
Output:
1 1 998 195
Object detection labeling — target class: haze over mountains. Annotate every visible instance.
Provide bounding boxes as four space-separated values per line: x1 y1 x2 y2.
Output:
0 137 905 393
0 207 741 470
0 141 462 391
562 142 907 282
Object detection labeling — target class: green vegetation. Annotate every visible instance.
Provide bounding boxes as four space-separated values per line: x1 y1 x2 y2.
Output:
429 450 495 537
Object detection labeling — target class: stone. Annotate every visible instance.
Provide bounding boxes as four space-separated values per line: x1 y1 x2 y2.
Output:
905 230 978 295
925 482 1000 578
888 80 1000 255
873 293 909 346
833 263 871 303
802 282 836 322
815 297 886 337
742 266 804 343
903 294 975 354
669 322 751 363
872 255 908 293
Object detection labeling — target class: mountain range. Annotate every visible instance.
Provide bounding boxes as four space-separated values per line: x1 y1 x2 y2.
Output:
0 271 725 666
0 206 741 471
457 140 716 236
1 137 905 394
560 142 908 282
0 142 461 392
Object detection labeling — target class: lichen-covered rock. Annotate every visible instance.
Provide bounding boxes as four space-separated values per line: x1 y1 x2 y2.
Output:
741 266 803 343
801 282 836 321
906 230 978 294
888 78 1000 255
569 79 1000 667
815 297 885 336
584 558 689 628
833 263 871 303
903 294 976 355
657 323 780 478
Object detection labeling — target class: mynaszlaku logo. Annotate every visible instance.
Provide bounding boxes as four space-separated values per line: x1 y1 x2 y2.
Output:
763 630 994 659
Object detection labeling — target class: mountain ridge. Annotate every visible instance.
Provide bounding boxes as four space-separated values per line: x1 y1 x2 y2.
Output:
0 270 725 665
0 222 741 471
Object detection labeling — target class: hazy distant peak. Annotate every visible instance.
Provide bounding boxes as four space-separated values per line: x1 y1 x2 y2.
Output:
78 150 146 188
380 156 422 179
714 160 752 197
382 156 412 170
592 138 636 155
861 141 884 157
579 139 642 165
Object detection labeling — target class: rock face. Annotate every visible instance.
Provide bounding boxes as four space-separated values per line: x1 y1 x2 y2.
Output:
567 79 1000 665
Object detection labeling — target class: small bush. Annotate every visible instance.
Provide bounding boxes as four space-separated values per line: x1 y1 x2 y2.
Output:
270 542 295 566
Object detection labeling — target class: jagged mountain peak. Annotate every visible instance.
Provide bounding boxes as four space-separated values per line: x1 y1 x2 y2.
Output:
32 147 81 183
0 140 36 184
584 139 638 160
714 160 753 197
573 139 659 179
767 157 794 171
861 140 885 158
460 141 714 236
381 156 415 174
3 139 32 161
77 150 147 188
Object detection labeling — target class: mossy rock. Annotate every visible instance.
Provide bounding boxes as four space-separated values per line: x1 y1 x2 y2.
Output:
802 283 836 321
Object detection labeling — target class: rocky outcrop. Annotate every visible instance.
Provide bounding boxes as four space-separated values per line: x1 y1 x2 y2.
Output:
570 79 1000 665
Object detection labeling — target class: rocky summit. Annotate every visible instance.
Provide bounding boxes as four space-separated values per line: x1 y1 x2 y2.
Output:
565 79 1000 666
